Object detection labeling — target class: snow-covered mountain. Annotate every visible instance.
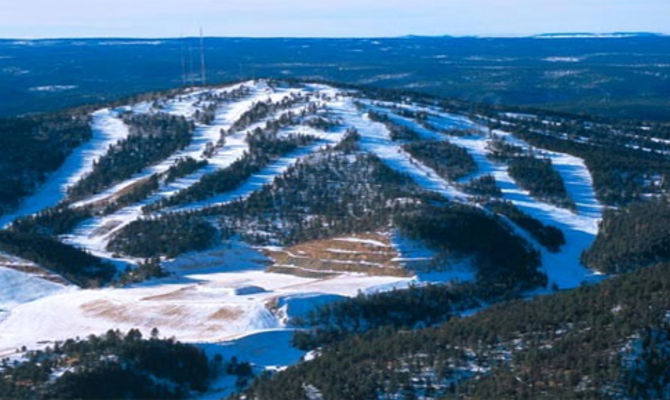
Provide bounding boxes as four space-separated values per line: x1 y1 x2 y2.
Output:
0 79 668 398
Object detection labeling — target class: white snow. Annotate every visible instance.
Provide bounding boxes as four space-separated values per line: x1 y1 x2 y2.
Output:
0 239 413 358
0 267 70 312
333 98 470 202
28 85 77 92
0 80 611 379
0 107 131 227
379 106 605 288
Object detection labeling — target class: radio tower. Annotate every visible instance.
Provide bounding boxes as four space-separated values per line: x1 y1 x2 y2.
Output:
199 27 206 85
180 35 186 86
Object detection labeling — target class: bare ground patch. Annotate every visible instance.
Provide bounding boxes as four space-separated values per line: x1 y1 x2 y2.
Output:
264 232 410 277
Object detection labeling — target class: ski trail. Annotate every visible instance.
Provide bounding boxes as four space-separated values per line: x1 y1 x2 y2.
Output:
384 107 604 288
61 85 272 260
0 108 131 227
70 82 270 209
334 98 470 202
170 137 336 213
62 84 316 260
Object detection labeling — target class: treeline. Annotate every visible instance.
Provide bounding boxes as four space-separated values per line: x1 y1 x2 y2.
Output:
228 93 310 133
68 113 195 199
487 135 575 209
211 150 436 246
368 110 421 141
460 174 502 198
487 200 565 252
0 228 115 287
236 262 670 400
582 198 670 274
146 128 316 211
487 115 670 206
10 204 93 236
403 140 477 181
164 157 208 184
0 110 91 213
394 203 545 292
0 329 252 399
508 155 575 210
107 215 217 258
292 283 484 350
191 85 252 124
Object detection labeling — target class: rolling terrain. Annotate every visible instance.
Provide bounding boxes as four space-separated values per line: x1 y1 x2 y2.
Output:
1 35 670 120
0 79 668 398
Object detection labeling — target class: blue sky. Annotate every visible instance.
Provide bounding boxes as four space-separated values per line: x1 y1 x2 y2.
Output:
1 0 669 38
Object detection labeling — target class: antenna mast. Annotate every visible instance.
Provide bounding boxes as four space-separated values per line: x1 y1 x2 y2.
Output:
199 27 206 85
180 35 186 86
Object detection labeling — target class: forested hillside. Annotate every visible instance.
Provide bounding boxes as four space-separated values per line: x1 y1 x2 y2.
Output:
0 111 91 213
0 79 668 400
238 263 670 400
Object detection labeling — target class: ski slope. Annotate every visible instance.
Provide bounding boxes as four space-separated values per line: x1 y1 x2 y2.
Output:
0 80 607 379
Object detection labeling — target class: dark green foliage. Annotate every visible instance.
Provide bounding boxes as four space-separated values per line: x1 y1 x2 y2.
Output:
403 140 477 180
488 200 565 252
237 263 670 400
490 117 670 206
68 113 194 199
212 150 435 246
293 283 483 350
508 155 575 209
0 111 91 213
368 111 421 141
461 174 502 197
148 130 315 210
229 94 308 133
486 136 526 161
333 128 360 153
164 157 208 184
116 257 169 285
104 174 160 214
107 215 217 258
394 203 545 292
0 229 114 287
11 205 93 236
582 198 670 273
622 322 670 400
0 330 218 399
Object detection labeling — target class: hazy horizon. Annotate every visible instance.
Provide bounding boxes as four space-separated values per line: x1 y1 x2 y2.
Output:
2 0 669 39
1 32 668 40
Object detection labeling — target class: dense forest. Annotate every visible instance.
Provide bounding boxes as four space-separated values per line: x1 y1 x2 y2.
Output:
394 203 545 292
236 262 670 400
211 149 436 246
163 156 208 184
487 200 565 252
460 174 502 198
107 215 217 258
0 228 114 287
292 283 484 350
0 110 91 214
403 140 477 181
486 136 575 209
0 329 252 399
582 198 670 274
67 113 194 199
367 110 422 141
